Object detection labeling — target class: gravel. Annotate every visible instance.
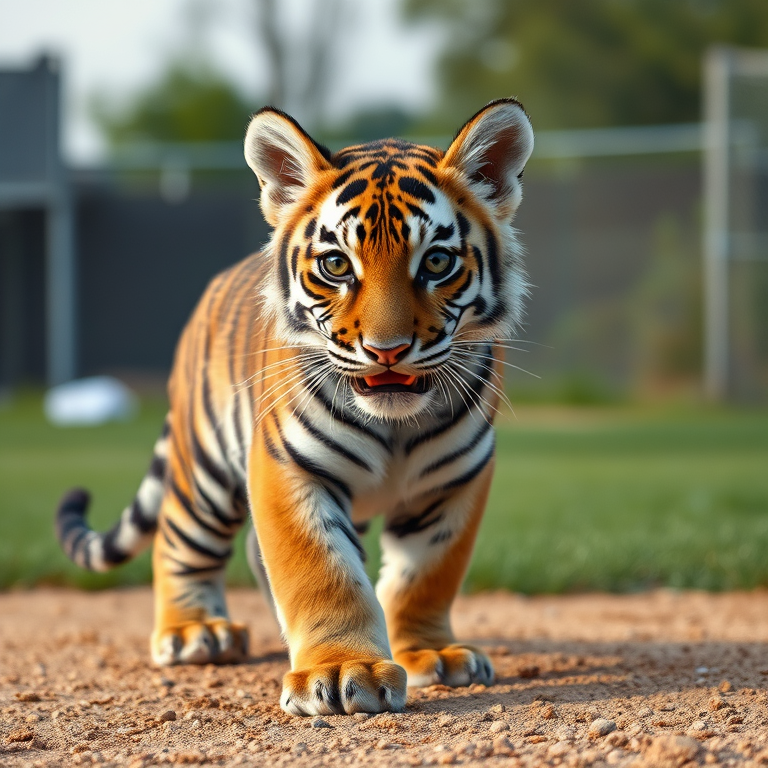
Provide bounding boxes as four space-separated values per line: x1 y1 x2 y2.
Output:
2 587 768 766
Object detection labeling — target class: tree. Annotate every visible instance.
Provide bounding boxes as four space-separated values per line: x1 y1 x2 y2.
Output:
404 0 768 131
92 58 253 146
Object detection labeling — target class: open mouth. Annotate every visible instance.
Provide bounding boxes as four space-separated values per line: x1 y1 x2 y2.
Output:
352 371 429 395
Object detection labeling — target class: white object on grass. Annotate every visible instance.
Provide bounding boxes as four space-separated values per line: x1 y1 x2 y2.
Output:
44 376 138 426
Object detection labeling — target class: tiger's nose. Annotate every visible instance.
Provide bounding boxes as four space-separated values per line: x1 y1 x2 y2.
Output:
361 341 411 366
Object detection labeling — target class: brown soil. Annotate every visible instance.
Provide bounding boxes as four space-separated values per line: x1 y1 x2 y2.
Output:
2 588 768 767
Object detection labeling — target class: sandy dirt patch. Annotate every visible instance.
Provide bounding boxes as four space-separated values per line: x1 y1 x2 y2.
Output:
2 588 768 767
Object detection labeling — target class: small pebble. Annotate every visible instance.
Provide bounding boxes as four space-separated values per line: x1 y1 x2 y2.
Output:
157 710 176 722
312 718 333 729
353 712 370 721
291 742 308 754
548 741 570 758
695 666 709 675
719 680 733 693
518 664 540 679
588 718 617 738
437 714 455 728
489 704 506 715
376 739 395 750
437 752 457 765
541 704 556 719
645 735 701 764
489 721 509 733
14 692 41 702
492 735 514 755
708 697 725 711
606 748 627 765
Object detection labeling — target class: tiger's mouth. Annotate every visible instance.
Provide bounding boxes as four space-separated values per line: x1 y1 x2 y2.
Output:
352 371 429 395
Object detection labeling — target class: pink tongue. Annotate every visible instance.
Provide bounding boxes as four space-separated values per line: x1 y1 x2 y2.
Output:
364 371 416 387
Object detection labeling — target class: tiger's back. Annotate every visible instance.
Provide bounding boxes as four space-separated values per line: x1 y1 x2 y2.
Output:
57 99 534 716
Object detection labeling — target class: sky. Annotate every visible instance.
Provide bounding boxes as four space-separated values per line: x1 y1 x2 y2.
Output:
0 0 444 163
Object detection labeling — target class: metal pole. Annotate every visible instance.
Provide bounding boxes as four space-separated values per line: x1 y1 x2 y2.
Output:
703 47 731 402
43 56 77 385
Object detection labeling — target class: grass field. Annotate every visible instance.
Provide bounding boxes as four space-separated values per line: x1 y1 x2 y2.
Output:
1 392 767 593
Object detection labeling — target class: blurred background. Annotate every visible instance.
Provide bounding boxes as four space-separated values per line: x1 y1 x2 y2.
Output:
0 0 767 593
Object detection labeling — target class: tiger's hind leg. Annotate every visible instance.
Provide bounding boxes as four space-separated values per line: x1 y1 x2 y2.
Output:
150 485 249 666
376 461 495 688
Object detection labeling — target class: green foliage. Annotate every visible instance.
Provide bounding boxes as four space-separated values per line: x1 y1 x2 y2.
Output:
404 0 768 131
2 394 768 594
92 58 254 146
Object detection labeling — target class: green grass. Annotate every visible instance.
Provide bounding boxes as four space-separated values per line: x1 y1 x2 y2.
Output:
1 393 767 592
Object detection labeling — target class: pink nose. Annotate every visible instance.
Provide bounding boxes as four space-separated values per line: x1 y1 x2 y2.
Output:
362 342 411 366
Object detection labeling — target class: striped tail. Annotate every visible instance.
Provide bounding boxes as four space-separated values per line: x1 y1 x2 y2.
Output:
56 418 170 572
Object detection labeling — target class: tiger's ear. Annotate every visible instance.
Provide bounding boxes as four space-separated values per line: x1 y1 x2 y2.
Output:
441 99 534 219
244 107 332 227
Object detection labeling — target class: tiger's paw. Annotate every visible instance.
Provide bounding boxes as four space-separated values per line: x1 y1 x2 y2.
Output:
151 619 249 665
281 659 407 716
396 644 494 688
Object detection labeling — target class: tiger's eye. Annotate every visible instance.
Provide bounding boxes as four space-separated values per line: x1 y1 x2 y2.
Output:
322 253 351 278
424 252 451 275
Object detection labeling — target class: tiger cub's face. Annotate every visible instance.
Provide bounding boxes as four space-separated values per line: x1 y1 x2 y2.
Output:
245 100 534 421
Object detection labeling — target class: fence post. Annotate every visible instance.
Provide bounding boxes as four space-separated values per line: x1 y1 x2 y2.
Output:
702 47 731 402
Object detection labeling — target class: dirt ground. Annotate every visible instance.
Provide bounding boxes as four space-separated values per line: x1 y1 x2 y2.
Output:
2 588 768 767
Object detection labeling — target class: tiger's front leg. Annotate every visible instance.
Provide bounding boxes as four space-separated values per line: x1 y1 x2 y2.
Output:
377 460 495 688
249 439 407 716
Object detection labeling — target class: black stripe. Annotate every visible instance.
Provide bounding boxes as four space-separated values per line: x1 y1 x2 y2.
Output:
319 225 338 245
386 499 444 538
201 376 228 462
405 201 429 220
484 226 501 287
331 168 355 189
324 518 366 560
420 422 492 478
166 556 225 577
192 430 230 489
434 223 454 241
405 363 492 454
434 443 494 494
337 178 368 205
312 387 392 452
417 164 438 185
273 414 353 499
149 454 166 480
449 269 473 302
304 217 317 238
291 245 299 279
171 480 231 539
129 499 156 533
264 429 287 463
101 528 129 565
278 232 291 302
398 176 435 204
456 212 470 239
195 478 243 529
340 205 361 224
421 328 447 352
165 515 231 561
301 272 326 300
293 409 373 471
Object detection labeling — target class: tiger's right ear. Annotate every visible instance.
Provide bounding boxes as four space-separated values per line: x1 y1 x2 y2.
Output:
244 107 332 227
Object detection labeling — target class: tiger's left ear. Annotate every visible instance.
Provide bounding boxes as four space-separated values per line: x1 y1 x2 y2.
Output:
441 98 534 219
244 107 332 227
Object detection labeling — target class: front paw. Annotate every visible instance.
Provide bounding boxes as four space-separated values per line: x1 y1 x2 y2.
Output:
281 659 407 716
396 644 494 687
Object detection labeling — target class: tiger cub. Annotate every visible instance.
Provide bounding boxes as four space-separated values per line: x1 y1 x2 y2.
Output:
56 99 534 715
